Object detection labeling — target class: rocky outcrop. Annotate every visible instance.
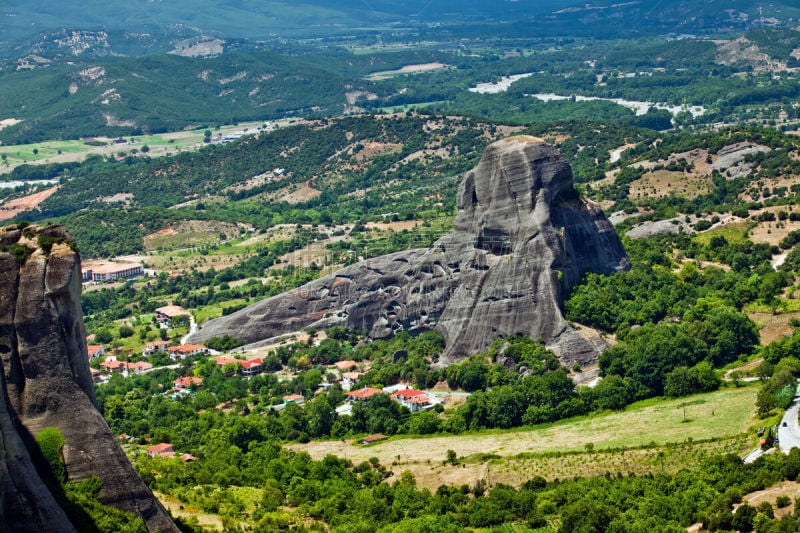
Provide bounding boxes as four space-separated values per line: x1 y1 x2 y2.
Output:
192 136 629 365
0 224 177 532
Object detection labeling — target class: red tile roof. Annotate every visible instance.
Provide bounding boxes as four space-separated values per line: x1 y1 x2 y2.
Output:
146 340 170 348
174 376 203 389
392 389 425 399
169 344 205 353
283 394 304 402
241 358 263 369
407 395 430 404
156 305 189 318
334 360 358 370
347 387 385 400
362 433 387 443
147 443 174 455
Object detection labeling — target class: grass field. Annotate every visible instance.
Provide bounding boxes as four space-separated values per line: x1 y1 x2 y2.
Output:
0 120 279 172
290 385 760 489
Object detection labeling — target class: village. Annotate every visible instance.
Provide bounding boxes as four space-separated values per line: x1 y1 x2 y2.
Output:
86 299 447 454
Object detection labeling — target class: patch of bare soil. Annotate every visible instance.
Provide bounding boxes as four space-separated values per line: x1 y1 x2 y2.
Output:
740 480 800 518
224 168 289 194
747 208 800 247
143 220 243 252
345 91 378 105
364 220 422 232
274 181 321 204
629 170 713 200
715 37 789 72
0 186 59 221
365 62 448 80
353 142 402 161
170 38 225 57
100 192 133 204
0 118 22 131
153 491 223 531
749 312 800 345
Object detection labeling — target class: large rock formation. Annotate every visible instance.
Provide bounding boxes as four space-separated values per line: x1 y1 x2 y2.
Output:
193 136 629 365
0 224 177 532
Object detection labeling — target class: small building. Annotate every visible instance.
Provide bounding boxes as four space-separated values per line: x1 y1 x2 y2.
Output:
173 376 203 391
155 305 189 328
90 368 103 383
127 361 153 374
180 453 196 462
405 395 432 412
334 360 359 372
143 340 170 356
86 344 105 360
240 358 263 376
283 394 305 405
342 371 362 391
147 443 175 458
346 387 385 402
362 433 387 445
168 344 206 361
101 358 127 373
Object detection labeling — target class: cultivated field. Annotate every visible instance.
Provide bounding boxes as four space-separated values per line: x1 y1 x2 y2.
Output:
291 386 759 490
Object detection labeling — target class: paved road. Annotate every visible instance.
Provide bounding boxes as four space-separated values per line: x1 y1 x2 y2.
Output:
180 315 197 345
778 383 800 453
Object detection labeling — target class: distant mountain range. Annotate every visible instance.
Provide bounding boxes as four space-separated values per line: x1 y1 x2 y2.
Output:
3 0 800 59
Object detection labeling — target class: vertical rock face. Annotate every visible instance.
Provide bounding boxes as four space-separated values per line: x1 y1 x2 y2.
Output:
191 136 629 365
0 224 177 532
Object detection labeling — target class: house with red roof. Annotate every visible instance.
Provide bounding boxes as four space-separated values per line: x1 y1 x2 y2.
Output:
173 376 203 391
86 344 105 360
213 355 239 366
342 371 361 390
334 360 359 371
346 387 385 402
143 340 171 356
240 358 263 376
390 388 432 412
155 305 189 328
283 394 305 405
127 361 153 374
167 344 207 360
362 433 387 445
101 358 127 373
147 443 174 458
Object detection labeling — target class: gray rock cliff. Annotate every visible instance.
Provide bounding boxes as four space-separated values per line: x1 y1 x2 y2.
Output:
192 136 629 365
0 224 177 532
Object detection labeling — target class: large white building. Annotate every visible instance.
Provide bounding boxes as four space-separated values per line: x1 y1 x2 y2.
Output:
82 261 143 283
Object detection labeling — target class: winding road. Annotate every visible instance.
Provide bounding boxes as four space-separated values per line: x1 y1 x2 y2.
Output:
778 383 800 453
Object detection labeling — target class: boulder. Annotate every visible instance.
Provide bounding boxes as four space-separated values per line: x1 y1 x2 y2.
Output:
0 223 177 532
192 136 629 366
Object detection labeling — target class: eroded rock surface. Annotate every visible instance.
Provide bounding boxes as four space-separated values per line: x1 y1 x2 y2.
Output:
0 224 177 532
192 136 629 365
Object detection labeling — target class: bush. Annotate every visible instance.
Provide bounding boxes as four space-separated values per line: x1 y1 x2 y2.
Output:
36 427 65 483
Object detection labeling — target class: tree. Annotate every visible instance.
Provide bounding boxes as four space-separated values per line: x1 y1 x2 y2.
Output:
141 144 150 153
